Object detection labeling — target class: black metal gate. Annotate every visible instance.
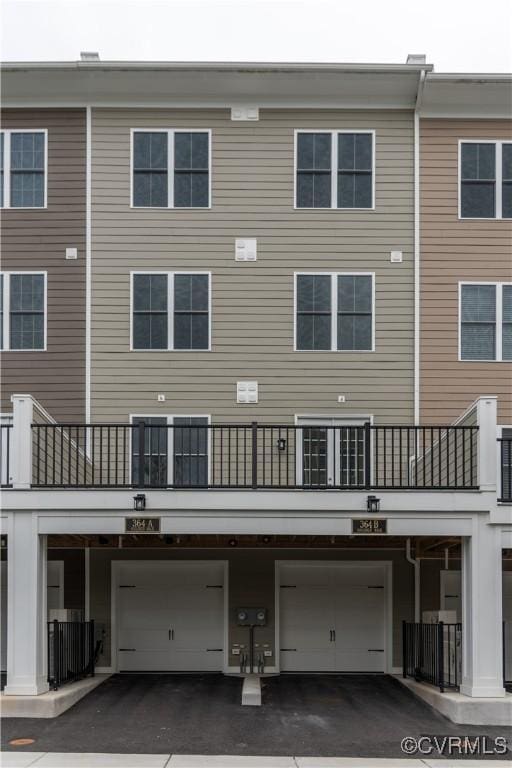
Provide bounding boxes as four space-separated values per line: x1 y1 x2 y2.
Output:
47 620 96 690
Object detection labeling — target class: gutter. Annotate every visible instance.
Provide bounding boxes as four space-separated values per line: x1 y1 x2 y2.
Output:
414 69 427 425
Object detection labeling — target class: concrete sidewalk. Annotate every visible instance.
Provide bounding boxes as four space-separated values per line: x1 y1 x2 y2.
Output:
0 752 510 768
2 755 512 767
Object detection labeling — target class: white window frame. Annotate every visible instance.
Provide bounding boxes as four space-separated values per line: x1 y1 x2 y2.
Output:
293 271 375 352
130 128 212 209
458 139 512 220
130 271 212 352
458 280 512 362
0 271 47 351
129 413 211 486
0 129 48 209
293 129 376 211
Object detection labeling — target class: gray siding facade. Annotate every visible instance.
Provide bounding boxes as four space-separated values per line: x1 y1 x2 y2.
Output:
91 108 414 424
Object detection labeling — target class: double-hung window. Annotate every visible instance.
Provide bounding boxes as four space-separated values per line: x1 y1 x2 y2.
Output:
460 282 512 361
0 130 47 208
131 272 211 351
132 129 210 208
131 415 209 487
459 140 512 219
295 131 374 209
0 272 46 350
295 273 374 351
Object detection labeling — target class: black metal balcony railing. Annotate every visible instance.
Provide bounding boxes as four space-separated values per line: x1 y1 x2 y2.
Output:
29 422 479 490
498 437 512 502
402 621 462 692
47 619 96 691
0 423 12 487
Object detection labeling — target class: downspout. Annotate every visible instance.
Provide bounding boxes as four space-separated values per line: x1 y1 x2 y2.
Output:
406 538 421 622
414 69 426 425
85 105 92 422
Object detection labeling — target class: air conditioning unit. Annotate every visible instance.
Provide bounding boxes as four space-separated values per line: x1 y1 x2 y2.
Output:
421 610 457 624
49 609 84 622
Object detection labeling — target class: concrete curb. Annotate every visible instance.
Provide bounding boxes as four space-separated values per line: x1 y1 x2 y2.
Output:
0 674 111 718
241 675 262 706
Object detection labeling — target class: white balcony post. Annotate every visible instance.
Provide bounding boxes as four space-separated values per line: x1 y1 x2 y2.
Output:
10 394 34 489
4 512 49 695
476 395 497 492
460 515 505 698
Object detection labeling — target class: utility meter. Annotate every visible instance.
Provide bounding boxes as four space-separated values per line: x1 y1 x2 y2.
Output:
235 607 267 626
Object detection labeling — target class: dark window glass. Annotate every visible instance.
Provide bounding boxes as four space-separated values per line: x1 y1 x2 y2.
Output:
296 274 331 350
302 426 328 486
503 144 512 219
133 132 168 207
460 143 496 218
131 417 168 486
0 274 3 350
503 285 512 361
0 133 4 208
173 416 208 487
460 284 496 360
132 274 168 349
296 133 332 208
173 274 209 350
337 133 373 208
174 132 209 207
10 132 45 207
9 274 44 349
339 426 366 486
337 275 373 350
502 427 512 500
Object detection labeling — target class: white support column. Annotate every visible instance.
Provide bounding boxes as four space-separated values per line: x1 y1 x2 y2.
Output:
476 395 497 492
4 512 49 696
10 394 34 489
460 515 505 698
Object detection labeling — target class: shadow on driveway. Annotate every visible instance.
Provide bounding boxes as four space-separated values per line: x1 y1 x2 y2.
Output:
2 673 511 758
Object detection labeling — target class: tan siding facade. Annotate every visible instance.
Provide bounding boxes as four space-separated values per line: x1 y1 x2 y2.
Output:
420 119 512 425
1 109 86 421
91 108 414 423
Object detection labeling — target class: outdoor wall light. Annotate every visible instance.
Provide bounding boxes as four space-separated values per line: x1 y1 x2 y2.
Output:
133 493 146 512
366 495 380 513
228 538 238 547
276 437 287 451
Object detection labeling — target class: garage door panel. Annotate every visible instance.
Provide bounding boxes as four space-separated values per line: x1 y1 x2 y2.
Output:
335 650 385 672
118 650 171 672
281 650 335 672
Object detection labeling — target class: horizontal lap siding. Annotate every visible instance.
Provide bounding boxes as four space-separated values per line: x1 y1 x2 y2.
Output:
1 109 86 421
92 108 414 423
420 119 512 425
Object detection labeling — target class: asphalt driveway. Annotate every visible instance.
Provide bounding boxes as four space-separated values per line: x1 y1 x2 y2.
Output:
2 674 511 759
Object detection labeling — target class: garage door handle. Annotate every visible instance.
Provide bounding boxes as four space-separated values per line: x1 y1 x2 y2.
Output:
281 648 297 652
368 649 384 652
330 629 336 641
206 648 223 652
119 648 136 652
168 629 174 640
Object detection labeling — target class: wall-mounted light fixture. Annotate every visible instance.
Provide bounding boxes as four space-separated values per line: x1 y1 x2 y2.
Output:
133 493 146 512
228 538 238 547
277 438 286 451
366 495 380 513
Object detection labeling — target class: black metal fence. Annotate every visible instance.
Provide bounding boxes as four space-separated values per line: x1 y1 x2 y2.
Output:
498 437 512 502
402 621 462 692
47 620 95 691
0 422 12 487
31 422 479 490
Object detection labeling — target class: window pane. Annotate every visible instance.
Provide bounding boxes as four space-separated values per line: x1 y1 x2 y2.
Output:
133 313 167 350
461 143 495 180
338 275 372 313
174 171 209 207
338 172 372 208
174 274 208 311
461 324 495 360
297 275 331 312
302 426 328 486
10 172 44 207
10 313 44 350
337 314 372 351
133 274 167 312
0 133 3 208
174 455 208 486
503 145 512 218
503 285 512 323
174 313 208 349
338 133 372 171
460 182 495 218
297 133 331 170
174 132 208 170
10 274 44 312
173 416 208 487
11 132 45 171
133 170 167 207
503 286 512 360
131 417 168 486
133 133 167 170
297 314 331 350
461 284 496 323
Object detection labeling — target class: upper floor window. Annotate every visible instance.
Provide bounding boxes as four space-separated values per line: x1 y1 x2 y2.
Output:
460 141 512 219
0 272 46 350
132 130 210 208
295 131 374 209
131 272 211 351
460 282 512 361
295 273 374 351
0 130 47 209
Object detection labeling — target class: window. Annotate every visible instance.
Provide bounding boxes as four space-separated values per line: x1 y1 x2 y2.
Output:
295 131 374 209
0 272 46 350
131 272 210 351
460 282 512 361
131 415 209 487
298 417 369 488
460 140 512 219
132 129 210 208
0 130 46 208
295 273 374 351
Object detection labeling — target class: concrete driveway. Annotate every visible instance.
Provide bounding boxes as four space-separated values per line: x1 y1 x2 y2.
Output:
2 674 511 759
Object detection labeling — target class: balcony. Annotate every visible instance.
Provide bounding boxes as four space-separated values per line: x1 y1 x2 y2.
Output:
1 416 481 491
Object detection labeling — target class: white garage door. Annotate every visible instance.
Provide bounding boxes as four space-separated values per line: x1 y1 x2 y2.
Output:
116 561 225 672
279 562 388 672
